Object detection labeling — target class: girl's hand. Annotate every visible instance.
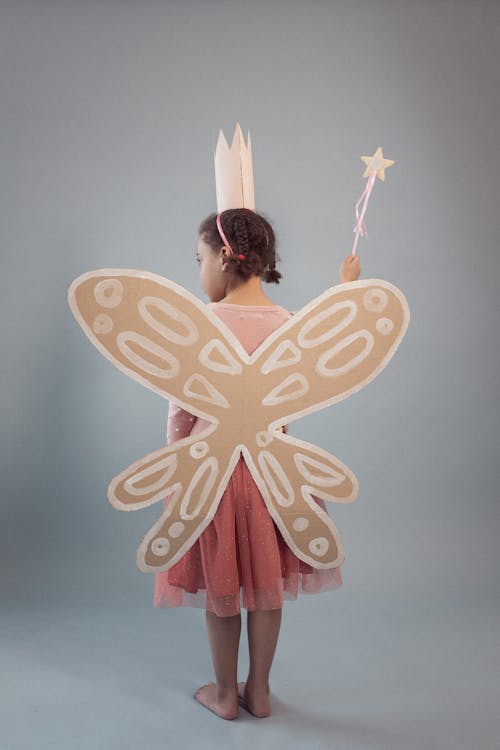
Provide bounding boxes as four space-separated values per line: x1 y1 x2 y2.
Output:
339 254 361 283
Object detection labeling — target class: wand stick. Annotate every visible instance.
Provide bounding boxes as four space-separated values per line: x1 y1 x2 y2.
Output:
351 147 395 257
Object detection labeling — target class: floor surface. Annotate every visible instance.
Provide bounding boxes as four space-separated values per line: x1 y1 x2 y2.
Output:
2 587 498 750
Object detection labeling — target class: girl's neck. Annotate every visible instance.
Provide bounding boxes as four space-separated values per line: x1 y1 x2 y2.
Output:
219 275 275 306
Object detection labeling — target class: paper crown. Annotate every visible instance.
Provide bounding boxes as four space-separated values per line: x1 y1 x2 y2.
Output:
214 122 256 212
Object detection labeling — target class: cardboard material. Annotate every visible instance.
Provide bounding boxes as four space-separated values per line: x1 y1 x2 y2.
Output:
214 123 255 212
68 270 410 573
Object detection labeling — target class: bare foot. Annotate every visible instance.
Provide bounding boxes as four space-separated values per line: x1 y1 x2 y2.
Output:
194 682 238 720
237 681 271 718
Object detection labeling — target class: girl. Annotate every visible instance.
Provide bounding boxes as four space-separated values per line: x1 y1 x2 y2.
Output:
154 208 361 720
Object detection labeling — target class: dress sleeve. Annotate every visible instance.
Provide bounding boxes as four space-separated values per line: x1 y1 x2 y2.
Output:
166 401 197 443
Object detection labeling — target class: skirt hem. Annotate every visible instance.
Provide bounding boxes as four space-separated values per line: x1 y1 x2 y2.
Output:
153 572 343 617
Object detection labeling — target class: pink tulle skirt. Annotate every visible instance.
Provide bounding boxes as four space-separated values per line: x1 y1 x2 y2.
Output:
153 456 342 617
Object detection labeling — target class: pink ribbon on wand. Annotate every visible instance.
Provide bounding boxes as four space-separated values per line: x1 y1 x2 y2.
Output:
351 169 377 257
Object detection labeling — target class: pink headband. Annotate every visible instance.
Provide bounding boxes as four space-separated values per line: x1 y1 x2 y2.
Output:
216 212 246 261
216 212 234 255
215 212 270 262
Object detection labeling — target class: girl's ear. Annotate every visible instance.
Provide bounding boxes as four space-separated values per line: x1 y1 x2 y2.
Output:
220 246 231 270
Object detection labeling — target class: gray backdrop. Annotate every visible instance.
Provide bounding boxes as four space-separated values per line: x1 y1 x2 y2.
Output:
1 1 499 749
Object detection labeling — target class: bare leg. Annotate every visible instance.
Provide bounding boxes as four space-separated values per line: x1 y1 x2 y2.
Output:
194 610 241 720
238 608 282 717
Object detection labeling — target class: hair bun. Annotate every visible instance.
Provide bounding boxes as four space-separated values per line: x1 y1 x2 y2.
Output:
263 267 282 284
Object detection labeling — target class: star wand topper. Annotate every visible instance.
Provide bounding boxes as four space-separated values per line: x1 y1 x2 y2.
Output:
352 147 395 256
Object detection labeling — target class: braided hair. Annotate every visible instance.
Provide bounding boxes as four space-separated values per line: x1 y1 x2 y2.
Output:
198 208 282 284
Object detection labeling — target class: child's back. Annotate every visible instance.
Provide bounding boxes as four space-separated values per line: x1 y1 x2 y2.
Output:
153 300 343 617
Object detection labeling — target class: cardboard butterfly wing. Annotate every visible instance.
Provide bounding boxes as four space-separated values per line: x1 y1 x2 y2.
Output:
68 271 410 573
242 279 410 569
68 269 254 572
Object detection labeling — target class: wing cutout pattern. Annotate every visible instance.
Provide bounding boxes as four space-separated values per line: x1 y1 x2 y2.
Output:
68 270 410 572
